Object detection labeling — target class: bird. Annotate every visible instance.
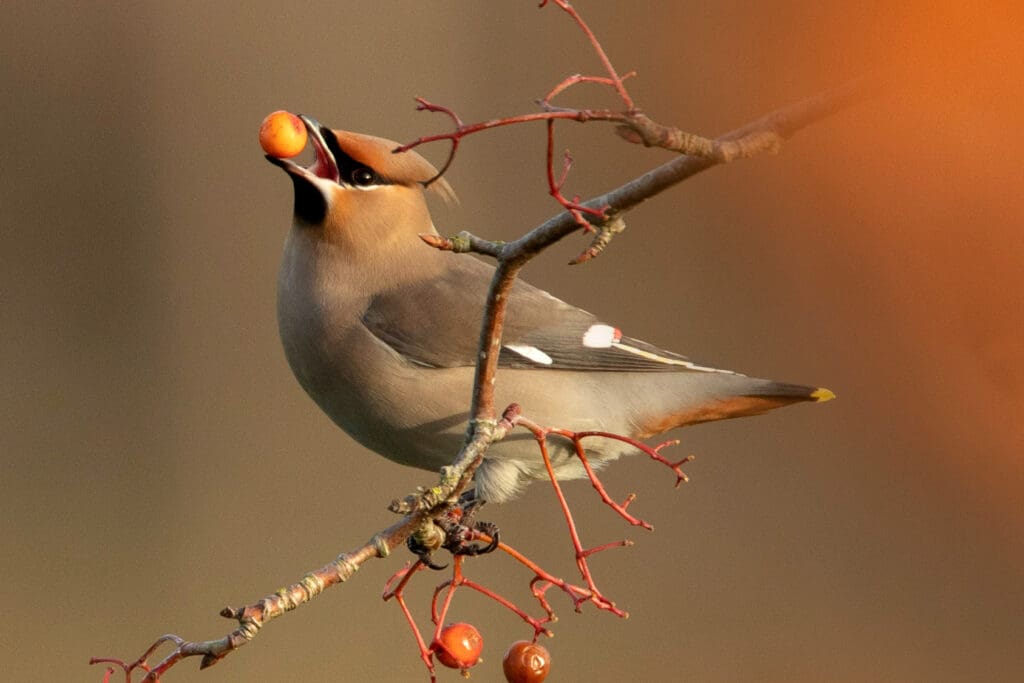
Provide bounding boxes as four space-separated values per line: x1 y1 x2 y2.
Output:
266 115 834 504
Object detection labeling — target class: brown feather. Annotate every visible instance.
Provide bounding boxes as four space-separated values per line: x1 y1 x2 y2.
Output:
636 394 807 438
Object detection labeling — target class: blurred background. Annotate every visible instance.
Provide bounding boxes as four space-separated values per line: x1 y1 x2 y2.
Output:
2 1 1021 681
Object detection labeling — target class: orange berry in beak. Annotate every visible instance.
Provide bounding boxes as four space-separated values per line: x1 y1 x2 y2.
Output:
259 110 307 158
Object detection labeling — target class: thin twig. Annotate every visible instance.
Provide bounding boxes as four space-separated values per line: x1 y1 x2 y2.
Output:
540 0 636 109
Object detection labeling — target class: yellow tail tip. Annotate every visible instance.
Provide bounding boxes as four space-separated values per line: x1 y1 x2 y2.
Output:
811 388 836 402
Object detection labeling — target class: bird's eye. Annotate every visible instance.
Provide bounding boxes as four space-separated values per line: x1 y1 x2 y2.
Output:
350 167 376 186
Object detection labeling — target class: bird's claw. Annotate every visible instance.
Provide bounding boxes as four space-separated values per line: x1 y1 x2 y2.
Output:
405 497 501 567
441 518 500 557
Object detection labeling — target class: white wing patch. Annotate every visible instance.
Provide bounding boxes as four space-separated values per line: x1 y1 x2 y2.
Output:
505 322 737 374
614 341 739 374
582 324 621 348
505 344 554 365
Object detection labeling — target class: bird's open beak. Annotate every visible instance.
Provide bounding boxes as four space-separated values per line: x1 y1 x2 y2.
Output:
265 115 339 185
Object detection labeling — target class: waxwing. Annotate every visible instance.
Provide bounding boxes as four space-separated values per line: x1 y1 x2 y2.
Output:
266 115 834 504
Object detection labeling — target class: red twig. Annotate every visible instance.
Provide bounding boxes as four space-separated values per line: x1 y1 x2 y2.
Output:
521 423 627 615
518 417 694 528
462 576 551 635
88 654 159 683
566 433 652 529
88 637 175 683
539 0 636 110
576 433 693 487
498 537 629 617
396 98 622 188
383 561 436 675
545 120 609 230
396 103 608 151
541 71 637 105
400 0 637 221
431 555 462 629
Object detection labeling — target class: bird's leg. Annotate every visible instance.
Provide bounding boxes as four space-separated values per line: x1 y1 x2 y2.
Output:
467 521 501 555
405 496 500 568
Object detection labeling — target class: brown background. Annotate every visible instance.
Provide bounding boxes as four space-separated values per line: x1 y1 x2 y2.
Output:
2 2 1021 681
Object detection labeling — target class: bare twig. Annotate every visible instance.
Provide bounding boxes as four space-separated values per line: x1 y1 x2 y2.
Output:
395 101 626 190
540 0 636 110
542 70 637 104
545 120 609 231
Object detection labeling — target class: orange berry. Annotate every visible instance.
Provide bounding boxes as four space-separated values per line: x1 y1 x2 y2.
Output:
502 641 550 683
258 110 307 158
433 622 483 670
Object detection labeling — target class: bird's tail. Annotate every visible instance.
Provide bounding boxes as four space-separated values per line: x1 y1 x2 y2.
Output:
747 380 835 403
634 374 834 438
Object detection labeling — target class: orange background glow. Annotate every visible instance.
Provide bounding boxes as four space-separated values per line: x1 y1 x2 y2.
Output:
2 2 1020 681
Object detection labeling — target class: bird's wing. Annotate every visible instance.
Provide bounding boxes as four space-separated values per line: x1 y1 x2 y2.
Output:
361 255 737 375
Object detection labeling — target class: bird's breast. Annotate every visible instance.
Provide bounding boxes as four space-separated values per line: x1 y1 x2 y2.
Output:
276 233 469 469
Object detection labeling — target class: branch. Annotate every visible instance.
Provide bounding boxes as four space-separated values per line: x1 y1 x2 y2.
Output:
95 520 419 681
518 77 873 259
95 407 521 682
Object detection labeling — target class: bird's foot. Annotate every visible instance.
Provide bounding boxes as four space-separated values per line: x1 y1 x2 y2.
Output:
406 519 449 570
405 500 500 569
443 519 500 557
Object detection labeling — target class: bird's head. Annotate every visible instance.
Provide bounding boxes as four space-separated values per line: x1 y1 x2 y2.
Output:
266 115 455 257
